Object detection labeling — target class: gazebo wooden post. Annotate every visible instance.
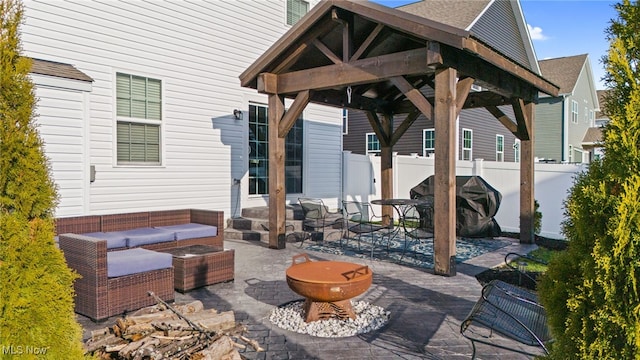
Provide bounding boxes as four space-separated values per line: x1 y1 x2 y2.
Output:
268 93 286 249
519 101 535 244
380 113 394 226
433 67 457 276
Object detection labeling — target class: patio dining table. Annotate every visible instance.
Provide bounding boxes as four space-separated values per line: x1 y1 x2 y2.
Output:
371 198 434 258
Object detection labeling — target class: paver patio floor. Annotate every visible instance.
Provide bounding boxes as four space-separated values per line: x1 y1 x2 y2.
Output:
78 237 543 359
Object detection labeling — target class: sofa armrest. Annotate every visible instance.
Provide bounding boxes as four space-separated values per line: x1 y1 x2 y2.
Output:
190 209 224 228
58 233 109 320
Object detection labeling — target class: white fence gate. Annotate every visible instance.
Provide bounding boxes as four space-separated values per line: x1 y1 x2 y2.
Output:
342 151 586 240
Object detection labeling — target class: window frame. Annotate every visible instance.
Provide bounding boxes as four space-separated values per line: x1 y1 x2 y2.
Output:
366 132 381 155
247 103 304 196
514 139 520 163
342 108 348 135
496 134 504 162
571 100 579 124
462 128 473 161
286 0 309 26
423 128 435 157
115 72 163 166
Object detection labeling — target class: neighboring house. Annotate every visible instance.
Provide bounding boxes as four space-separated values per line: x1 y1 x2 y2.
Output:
582 89 611 160
22 0 344 219
343 0 539 163
535 54 600 163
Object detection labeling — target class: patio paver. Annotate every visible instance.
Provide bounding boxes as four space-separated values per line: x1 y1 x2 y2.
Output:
77 237 542 359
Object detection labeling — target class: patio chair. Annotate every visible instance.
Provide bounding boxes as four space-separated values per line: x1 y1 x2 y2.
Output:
460 279 551 359
342 200 391 259
401 203 434 260
298 197 343 247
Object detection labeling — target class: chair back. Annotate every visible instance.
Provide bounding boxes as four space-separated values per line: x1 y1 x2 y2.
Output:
343 201 376 223
298 198 328 220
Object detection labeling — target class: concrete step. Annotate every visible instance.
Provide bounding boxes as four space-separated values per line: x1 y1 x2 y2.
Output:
224 228 306 244
240 205 304 220
227 217 304 232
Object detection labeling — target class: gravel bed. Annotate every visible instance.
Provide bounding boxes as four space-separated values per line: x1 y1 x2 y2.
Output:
269 300 390 338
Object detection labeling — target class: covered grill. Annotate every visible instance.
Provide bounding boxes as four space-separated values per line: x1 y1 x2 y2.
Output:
410 176 502 238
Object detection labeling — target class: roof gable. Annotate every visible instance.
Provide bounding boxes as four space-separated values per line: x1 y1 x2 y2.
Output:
398 0 540 73
398 0 492 31
538 54 588 95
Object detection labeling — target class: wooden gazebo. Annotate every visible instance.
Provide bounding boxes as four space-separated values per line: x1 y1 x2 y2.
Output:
239 0 558 276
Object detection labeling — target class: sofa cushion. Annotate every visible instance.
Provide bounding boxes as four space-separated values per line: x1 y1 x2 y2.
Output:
121 228 176 248
154 223 218 241
107 248 173 278
82 231 128 249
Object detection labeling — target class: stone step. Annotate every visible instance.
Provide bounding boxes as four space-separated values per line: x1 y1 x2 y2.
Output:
224 228 307 245
227 217 305 232
240 205 304 220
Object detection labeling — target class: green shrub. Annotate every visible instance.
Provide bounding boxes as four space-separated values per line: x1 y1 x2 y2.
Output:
0 0 86 358
538 1 640 358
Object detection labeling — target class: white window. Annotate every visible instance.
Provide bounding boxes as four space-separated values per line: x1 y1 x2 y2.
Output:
423 128 435 156
589 110 594 126
584 107 588 123
496 134 504 162
514 139 520 163
462 128 472 161
366 132 380 155
568 144 573 163
571 100 579 124
342 108 348 135
287 0 309 25
116 73 162 165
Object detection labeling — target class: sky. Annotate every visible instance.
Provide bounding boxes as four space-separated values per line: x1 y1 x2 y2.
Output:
371 0 619 90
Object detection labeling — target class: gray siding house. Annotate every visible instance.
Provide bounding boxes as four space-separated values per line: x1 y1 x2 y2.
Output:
535 54 600 163
343 0 539 163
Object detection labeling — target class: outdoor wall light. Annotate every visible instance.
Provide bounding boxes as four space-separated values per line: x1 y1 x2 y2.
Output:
233 109 243 120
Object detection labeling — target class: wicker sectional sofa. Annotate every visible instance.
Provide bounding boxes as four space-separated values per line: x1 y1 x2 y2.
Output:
56 209 225 321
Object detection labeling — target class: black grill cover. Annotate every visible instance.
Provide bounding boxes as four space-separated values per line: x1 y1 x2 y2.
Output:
410 175 502 237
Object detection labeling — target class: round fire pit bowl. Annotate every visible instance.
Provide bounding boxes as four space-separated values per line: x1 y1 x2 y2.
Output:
286 253 373 322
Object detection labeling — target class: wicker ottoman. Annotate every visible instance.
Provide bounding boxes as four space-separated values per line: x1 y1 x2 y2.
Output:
159 245 234 292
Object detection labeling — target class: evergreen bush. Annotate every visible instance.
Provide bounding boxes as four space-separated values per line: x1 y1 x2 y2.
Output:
538 1 640 358
0 0 86 358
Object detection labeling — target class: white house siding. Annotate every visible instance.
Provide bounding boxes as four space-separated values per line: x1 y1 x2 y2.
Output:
31 74 91 217
21 0 341 219
302 113 343 211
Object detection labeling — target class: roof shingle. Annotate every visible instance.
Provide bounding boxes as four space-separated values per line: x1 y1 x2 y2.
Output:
398 0 492 30
538 54 587 95
30 58 93 82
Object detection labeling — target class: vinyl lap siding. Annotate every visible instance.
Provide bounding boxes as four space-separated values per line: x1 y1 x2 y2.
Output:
304 120 342 202
535 98 563 161
470 0 531 70
21 0 330 216
458 107 518 162
344 106 518 162
34 84 87 217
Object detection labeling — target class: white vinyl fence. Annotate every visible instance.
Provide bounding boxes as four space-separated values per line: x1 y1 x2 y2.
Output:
342 151 586 240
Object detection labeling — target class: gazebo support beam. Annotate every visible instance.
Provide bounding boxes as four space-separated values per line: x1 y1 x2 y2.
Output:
268 94 286 249
519 101 535 244
433 67 457 276
379 113 394 226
